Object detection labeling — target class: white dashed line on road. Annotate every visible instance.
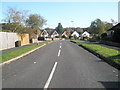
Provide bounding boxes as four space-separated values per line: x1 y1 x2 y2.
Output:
44 62 58 89
44 42 62 89
60 45 62 48
58 49 61 57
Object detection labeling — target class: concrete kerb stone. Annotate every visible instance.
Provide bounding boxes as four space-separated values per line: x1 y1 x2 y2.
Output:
71 41 120 70
0 41 52 66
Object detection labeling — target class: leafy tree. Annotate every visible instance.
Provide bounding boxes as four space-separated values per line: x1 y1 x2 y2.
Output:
65 28 73 37
55 23 64 34
111 19 118 25
104 22 113 31
75 27 83 34
90 19 105 36
26 14 47 29
25 14 46 39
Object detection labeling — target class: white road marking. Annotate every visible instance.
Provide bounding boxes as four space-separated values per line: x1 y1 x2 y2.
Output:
60 45 62 48
44 62 58 89
60 43 62 46
58 49 61 57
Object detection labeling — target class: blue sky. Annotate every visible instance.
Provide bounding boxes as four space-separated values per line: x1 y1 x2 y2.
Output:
1 2 118 29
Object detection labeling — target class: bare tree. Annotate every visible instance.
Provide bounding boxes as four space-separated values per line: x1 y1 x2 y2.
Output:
4 7 29 25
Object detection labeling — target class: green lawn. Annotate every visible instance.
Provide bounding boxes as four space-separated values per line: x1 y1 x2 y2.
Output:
71 40 84 43
0 41 51 63
71 40 120 64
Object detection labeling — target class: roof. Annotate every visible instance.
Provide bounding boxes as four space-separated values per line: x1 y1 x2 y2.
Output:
46 29 54 35
108 23 120 31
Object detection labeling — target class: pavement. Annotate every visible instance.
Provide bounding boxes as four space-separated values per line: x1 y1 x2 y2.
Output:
2 40 119 89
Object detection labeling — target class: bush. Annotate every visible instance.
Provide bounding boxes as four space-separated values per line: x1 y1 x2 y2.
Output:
101 33 107 40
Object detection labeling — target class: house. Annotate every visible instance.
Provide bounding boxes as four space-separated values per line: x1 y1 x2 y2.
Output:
107 23 120 37
51 31 59 38
71 31 79 37
61 31 68 38
40 29 59 39
40 30 49 37
81 31 90 38
107 23 120 43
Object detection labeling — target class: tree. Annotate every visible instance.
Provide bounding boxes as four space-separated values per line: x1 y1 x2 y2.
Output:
104 22 113 31
90 19 105 36
3 7 29 33
4 7 28 24
26 14 47 29
111 19 118 25
55 23 64 34
65 28 73 37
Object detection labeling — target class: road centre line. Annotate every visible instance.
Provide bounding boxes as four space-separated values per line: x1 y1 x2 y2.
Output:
60 43 62 48
44 62 58 89
58 49 61 57
60 45 62 48
60 43 62 46
44 43 61 89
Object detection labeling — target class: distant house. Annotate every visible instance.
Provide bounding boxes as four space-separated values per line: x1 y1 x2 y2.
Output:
61 31 68 38
40 29 59 38
81 31 90 38
40 30 49 37
51 31 59 38
46 29 54 37
71 31 79 37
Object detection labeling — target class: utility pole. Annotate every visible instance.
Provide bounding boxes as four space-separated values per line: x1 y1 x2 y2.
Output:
118 1 120 23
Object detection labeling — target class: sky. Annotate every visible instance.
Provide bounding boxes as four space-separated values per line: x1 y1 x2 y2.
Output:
1 1 119 29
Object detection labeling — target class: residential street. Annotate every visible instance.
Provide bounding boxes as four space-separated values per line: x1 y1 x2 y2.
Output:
2 41 119 89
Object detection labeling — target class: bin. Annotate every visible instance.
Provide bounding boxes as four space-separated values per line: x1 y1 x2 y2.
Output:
15 40 21 47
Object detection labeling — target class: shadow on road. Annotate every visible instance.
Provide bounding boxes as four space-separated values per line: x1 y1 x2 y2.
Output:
98 81 120 89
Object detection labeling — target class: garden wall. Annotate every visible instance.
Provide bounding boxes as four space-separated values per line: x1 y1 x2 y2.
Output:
0 32 18 50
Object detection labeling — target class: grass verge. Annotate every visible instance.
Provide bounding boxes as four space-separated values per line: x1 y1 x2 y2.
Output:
0 41 51 63
71 40 84 43
71 40 120 64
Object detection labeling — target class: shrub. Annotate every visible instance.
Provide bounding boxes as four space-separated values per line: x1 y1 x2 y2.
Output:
101 33 107 40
